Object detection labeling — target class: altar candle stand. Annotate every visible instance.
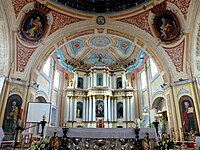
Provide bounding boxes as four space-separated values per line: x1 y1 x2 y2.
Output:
133 123 143 150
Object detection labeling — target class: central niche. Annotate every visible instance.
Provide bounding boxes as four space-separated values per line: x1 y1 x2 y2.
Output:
97 73 103 86
96 100 104 117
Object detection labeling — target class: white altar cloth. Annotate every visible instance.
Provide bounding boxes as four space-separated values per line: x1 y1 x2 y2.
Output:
46 127 158 140
0 128 4 146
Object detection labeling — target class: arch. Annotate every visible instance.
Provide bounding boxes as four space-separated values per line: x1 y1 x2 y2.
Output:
152 96 166 112
3 94 22 136
35 96 47 103
22 20 173 82
179 95 198 140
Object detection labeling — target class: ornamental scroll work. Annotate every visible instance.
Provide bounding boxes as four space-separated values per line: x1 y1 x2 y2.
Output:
18 2 50 44
151 2 181 43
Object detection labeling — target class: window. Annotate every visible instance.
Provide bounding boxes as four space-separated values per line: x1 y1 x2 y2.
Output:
42 58 51 76
141 70 147 89
54 70 60 89
51 108 56 126
116 77 122 89
150 58 158 78
78 77 83 89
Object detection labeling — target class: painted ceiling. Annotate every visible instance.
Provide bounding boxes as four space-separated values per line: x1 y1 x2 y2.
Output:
56 34 146 72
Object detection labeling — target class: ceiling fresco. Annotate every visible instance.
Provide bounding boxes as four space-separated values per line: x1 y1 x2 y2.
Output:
55 34 146 73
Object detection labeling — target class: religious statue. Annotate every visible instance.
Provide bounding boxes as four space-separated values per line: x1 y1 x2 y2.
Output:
182 101 196 133
5 101 19 132
26 16 42 38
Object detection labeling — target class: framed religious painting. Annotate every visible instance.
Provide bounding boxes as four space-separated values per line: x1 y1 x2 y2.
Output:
20 10 48 42
153 11 181 43
179 96 198 141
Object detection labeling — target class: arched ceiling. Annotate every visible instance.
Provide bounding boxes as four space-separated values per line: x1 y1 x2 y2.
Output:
55 33 147 72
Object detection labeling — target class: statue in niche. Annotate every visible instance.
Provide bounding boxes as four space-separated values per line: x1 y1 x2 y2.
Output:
97 74 103 86
96 100 104 117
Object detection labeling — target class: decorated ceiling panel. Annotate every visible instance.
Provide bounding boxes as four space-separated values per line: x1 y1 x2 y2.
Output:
87 52 114 63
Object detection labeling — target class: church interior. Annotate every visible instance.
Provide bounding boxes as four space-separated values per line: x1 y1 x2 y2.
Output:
0 0 200 149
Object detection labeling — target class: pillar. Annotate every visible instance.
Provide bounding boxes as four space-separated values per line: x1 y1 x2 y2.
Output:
85 97 89 121
83 97 86 121
104 96 108 121
107 96 111 121
114 98 117 121
92 95 96 121
89 96 92 121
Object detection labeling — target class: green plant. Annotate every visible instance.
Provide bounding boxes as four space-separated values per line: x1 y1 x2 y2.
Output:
155 135 176 150
28 138 50 150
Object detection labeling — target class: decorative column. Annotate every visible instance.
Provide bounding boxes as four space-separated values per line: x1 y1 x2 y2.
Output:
73 98 77 121
107 96 111 121
89 96 92 121
130 96 135 121
69 97 73 121
145 61 151 125
103 71 106 87
104 95 108 121
88 75 90 88
111 97 114 121
122 73 125 88
114 98 117 122
127 96 130 121
94 72 97 87
123 97 126 122
92 95 96 121
109 75 112 88
113 76 116 89
65 96 70 122
74 72 78 88
90 71 93 87
85 97 89 122
83 97 86 121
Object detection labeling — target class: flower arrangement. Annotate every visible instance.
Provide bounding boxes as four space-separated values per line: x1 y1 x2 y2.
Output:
28 138 50 150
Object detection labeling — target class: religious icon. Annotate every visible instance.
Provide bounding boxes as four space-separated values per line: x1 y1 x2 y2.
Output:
96 100 104 117
96 16 105 25
153 11 181 43
20 10 48 42
3 96 22 133
179 96 198 140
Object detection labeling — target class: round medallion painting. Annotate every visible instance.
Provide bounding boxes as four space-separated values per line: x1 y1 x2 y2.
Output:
20 10 48 42
153 11 181 43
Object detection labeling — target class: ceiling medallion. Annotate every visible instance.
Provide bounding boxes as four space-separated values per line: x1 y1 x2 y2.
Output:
90 36 111 47
96 16 105 25
151 2 181 43
18 2 50 44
